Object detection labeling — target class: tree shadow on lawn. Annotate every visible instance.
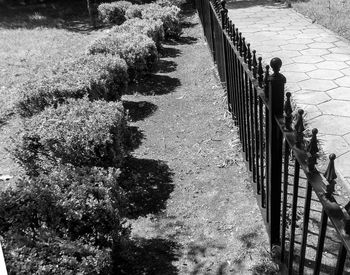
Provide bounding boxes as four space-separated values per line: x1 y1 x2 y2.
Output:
124 126 145 152
114 237 179 275
128 74 181 96
165 36 198 45
120 157 174 219
156 59 178 73
0 1 94 33
123 100 158 122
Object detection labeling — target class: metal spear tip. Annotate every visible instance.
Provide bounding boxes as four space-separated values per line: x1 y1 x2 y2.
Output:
220 0 226 7
270 57 282 73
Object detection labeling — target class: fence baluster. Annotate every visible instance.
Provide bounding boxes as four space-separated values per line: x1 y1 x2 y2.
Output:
295 109 305 149
247 44 252 70
288 159 300 274
264 65 270 97
314 210 328 275
334 244 347 275
284 92 293 131
307 128 319 173
235 28 239 50
281 139 290 262
258 57 263 87
299 180 312 274
239 33 243 56
243 38 247 63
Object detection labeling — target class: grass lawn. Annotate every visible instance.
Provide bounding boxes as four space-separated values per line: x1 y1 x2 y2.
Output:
293 0 350 41
0 1 101 122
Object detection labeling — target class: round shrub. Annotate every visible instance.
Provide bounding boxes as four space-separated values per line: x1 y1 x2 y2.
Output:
125 4 143 19
98 1 132 25
114 18 164 49
156 0 186 7
0 165 128 274
141 3 182 38
16 54 128 117
12 98 128 176
88 32 158 81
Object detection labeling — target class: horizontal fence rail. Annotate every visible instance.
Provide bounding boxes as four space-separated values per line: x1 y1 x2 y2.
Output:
196 0 350 273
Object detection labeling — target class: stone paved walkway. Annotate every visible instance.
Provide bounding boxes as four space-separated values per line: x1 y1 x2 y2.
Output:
227 1 350 186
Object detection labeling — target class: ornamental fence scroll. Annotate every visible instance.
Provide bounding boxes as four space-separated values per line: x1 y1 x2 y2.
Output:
195 0 350 273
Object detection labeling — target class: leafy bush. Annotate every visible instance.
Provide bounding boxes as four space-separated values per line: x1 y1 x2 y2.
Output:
12 98 127 176
16 54 128 117
156 0 186 8
141 3 182 38
113 18 164 49
0 165 129 274
125 4 143 19
98 1 132 25
88 32 158 81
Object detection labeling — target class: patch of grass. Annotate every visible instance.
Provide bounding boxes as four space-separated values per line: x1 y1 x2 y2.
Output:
293 0 350 40
0 2 101 122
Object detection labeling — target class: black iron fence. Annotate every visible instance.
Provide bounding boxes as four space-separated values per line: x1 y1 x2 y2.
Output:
195 0 350 273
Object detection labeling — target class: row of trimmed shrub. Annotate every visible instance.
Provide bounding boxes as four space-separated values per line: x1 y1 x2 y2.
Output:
98 1 182 39
2 0 185 273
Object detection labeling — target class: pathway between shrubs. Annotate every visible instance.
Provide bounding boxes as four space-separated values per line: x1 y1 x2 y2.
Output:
120 6 278 274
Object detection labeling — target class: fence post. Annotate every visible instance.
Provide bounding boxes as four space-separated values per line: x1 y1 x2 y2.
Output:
220 1 228 86
268 57 286 247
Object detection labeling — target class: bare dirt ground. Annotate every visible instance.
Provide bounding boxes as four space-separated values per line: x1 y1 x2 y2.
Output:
120 6 279 274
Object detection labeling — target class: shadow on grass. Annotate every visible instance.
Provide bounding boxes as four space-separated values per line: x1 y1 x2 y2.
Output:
156 59 178 73
124 126 144 152
0 1 93 32
123 100 158 122
165 36 198 45
114 237 179 275
128 74 181 96
120 157 174 219
161 47 182 58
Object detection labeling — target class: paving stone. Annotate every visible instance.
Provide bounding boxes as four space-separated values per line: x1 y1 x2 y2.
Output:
318 135 350 157
327 87 350 100
313 36 340 43
286 83 301 93
307 42 336 49
300 49 330 56
293 91 330 105
335 77 350 87
316 61 348 70
284 71 310 83
323 54 350 62
309 115 350 135
318 100 350 116
280 44 308 51
282 63 317 73
341 68 350 76
307 69 344 80
329 47 350 54
293 55 325 64
335 152 350 178
298 79 337 91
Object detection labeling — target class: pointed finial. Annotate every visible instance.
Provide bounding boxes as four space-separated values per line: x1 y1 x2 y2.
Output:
231 23 235 42
284 92 293 131
325 154 337 198
242 38 247 62
228 20 232 34
252 50 257 78
235 28 239 50
307 128 319 172
247 43 252 70
258 57 263 87
239 33 243 56
295 109 305 148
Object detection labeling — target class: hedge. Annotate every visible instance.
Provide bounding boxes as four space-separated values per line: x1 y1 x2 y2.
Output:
12 98 127 176
16 54 128 117
88 32 158 81
141 3 182 38
0 165 128 274
98 1 133 25
125 4 143 19
112 18 164 49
